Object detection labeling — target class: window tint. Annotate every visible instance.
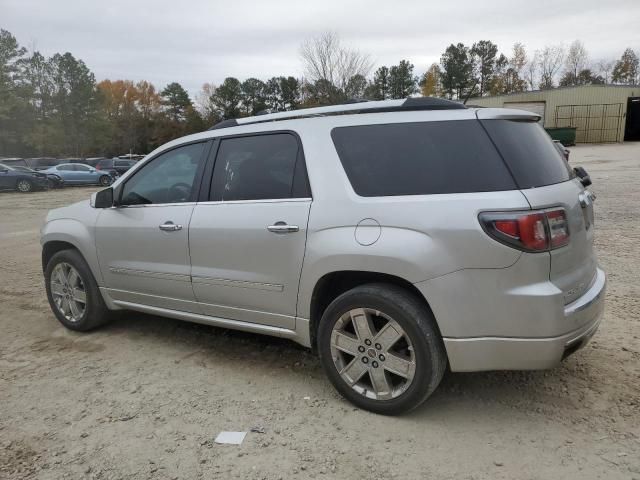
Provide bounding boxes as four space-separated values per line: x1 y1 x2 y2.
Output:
331 120 516 197
120 142 205 205
57 164 74 171
480 120 572 188
210 133 303 201
74 164 91 171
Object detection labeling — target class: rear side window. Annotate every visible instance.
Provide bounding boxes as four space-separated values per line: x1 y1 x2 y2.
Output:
210 133 308 201
480 120 572 188
331 120 516 197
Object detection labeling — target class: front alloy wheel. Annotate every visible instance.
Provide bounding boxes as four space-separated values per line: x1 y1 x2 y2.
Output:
50 262 87 322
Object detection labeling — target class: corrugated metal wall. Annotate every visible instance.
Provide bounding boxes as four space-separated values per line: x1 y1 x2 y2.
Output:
470 85 639 142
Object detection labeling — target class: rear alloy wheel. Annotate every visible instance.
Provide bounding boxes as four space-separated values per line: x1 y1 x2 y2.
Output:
16 179 33 192
99 175 112 186
318 283 447 415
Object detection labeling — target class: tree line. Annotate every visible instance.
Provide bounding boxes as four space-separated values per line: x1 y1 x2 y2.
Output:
1 28 638 158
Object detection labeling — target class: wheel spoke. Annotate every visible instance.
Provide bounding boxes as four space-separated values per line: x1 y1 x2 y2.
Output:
72 287 86 304
60 297 70 316
339 358 368 385
350 308 374 341
67 269 79 288
383 353 414 379
332 331 360 356
68 300 82 320
369 367 392 398
374 322 403 351
50 282 64 297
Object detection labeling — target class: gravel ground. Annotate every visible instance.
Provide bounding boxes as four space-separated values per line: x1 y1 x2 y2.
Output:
1 144 639 480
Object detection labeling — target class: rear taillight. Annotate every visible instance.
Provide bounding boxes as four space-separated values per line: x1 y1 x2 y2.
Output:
480 208 569 252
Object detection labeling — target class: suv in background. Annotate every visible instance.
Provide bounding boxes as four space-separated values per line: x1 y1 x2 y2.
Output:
40 98 605 415
95 158 137 177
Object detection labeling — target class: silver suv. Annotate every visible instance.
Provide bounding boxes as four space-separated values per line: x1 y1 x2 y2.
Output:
41 98 606 414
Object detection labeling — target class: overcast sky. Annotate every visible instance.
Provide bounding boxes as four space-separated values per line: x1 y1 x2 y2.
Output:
2 0 639 96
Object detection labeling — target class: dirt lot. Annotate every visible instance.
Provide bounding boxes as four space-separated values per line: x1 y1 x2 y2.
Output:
1 144 639 480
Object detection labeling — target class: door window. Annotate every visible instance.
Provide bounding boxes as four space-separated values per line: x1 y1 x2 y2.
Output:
74 164 92 171
120 142 206 206
210 133 308 201
57 164 75 171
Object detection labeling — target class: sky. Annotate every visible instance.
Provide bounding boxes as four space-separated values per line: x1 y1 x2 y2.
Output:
2 0 639 97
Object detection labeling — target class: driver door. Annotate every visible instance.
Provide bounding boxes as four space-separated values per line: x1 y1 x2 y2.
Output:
95 141 209 312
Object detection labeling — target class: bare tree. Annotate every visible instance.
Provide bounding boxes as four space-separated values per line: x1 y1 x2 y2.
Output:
195 82 219 122
596 59 615 84
525 50 539 90
538 44 565 89
564 40 589 79
300 32 373 95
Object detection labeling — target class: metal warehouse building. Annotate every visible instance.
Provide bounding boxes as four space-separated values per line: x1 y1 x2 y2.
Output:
470 85 640 143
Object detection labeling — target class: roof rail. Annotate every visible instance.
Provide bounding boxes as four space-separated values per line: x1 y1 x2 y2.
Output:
207 97 465 131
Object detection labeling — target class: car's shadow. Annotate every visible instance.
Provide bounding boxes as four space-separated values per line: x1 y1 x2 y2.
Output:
100 310 592 419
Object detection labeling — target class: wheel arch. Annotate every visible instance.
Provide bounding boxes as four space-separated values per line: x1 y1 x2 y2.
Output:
306 270 442 351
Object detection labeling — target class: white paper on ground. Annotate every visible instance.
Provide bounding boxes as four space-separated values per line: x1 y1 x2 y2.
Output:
214 431 247 445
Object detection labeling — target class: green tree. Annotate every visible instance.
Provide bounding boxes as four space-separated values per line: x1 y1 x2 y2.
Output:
389 60 417 99
212 77 242 119
366 66 391 100
344 74 367 99
0 29 30 155
612 48 639 85
241 78 267 115
559 69 604 86
161 82 192 122
440 43 475 99
471 40 498 96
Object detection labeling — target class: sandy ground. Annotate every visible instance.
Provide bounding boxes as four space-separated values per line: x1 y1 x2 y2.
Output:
0 144 639 480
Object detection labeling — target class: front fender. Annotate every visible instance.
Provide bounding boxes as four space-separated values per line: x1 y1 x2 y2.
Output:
41 218 103 284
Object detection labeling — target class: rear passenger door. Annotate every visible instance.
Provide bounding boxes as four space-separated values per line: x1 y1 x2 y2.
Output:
189 132 311 329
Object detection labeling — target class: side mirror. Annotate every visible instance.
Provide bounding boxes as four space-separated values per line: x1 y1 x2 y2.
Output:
90 187 114 208
573 166 592 188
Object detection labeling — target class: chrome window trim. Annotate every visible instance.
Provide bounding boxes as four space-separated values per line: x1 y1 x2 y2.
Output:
196 197 311 206
113 202 197 209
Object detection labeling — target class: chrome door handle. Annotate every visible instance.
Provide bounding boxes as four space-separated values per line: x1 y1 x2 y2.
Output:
159 222 182 232
267 222 299 234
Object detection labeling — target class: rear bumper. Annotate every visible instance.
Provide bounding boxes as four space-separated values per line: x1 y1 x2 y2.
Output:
443 268 606 372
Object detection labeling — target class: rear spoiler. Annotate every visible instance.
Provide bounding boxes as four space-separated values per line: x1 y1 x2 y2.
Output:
475 108 541 122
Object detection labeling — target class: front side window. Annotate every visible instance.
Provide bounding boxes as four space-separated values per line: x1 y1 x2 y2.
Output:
210 133 305 201
120 142 205 205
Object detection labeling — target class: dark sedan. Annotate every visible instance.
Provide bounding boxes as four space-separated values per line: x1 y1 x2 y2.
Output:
9 165 65 189
0 163 49 192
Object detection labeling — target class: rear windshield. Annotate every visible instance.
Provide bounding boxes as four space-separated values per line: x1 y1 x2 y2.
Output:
331 120 516 197
480 120 572 188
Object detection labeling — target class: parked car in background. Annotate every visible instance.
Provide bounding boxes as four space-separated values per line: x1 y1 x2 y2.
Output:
0 163 49 192
9 165 64 189
95 158 137 177
0 158 30 168
43 163 113 186
26 157 62 170
82 157 108 168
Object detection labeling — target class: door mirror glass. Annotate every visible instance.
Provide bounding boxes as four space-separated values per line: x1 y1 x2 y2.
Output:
91 188 114 208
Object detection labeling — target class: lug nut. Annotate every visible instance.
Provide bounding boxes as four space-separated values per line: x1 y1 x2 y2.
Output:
364 339 372 346
379 354 385 361
372 361 379 368
375 343 382 350
362 357 369 364
358 345 365 353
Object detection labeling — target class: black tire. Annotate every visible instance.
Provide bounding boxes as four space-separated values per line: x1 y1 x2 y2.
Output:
44 249 112 331
16 178 33 193
99 175 112 186
317 283 447 415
